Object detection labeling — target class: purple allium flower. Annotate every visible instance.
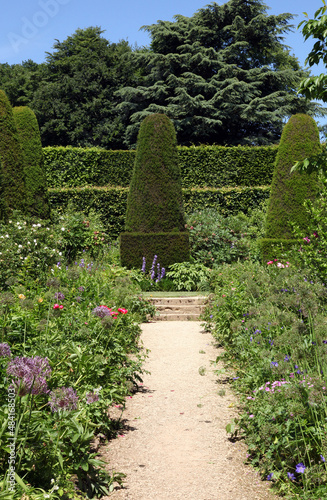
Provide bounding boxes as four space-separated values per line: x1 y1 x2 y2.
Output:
267 473 273 481
86 391 100 404
0 343 11 358
141 257 146 273
49 387 78 412
271 361 278 367
320 455 326 462
92 305 113 318
7 356 51 396
54 292 65 301
287 472 296 481
295 462 306 474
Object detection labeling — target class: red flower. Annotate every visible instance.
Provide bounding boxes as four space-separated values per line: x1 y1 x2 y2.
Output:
53 303 60 309
118 308 128 314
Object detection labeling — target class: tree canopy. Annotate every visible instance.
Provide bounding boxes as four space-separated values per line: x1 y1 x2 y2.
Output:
118 0 325 147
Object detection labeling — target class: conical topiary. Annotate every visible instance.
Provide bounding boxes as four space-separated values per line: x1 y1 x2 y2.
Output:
120 113 189 269
261 114 322 260
13 106 51 219
0 89 26 214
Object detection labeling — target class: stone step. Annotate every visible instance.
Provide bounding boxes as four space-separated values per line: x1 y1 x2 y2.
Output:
149 296 208 321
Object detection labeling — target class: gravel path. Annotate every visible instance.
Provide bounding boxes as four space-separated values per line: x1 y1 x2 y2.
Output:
101 321 277 500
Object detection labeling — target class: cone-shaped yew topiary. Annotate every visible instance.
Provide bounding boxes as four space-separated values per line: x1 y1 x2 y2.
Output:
261 114 322 260
120 113 189 269
0 89 26 215
13 106 51 219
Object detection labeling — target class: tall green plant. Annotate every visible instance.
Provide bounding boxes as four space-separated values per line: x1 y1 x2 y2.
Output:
0 89 26 214
120 113 189 269
262 114 322 260
13 106 51 219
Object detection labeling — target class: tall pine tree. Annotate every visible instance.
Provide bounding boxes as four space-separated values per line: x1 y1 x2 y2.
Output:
118 0 325 147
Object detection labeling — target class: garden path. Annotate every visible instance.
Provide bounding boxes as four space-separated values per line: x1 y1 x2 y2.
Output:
101 321 277 500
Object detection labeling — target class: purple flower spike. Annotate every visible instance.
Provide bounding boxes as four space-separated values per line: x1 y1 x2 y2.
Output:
0 343 11 358
295 462 306 474
320 455 326 463
49 387 79 412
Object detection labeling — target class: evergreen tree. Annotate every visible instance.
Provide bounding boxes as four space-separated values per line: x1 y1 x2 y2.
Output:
13 106 51 219
30 27 137 149
262 113 321 259
120 114 189 269
118 0 325 147
0 90 26 213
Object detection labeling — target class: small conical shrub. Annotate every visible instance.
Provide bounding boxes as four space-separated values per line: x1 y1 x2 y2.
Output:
13 106 51 219
120 113 189 269
261 114 322 260
0 89 26 214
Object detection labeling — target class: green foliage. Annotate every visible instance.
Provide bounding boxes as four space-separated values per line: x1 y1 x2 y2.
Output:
49 185 271 240
166 261 211 291
30 27 137 150
207 259 327 497
43 144 277 188
48 186 128 239
265 114 322 258
13 106 51 219
118 1 322 147
125 114 185 232
0 90 26 214
187 210 251 267
297 1 327 102
120 232 190 270
292 182 327 283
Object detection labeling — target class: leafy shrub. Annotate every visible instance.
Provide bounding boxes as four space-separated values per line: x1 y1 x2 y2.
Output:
166 261 211 291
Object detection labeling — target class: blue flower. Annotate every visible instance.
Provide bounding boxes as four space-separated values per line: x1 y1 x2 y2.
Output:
287 472 295 481
295 462 306 474
271 361 278 367
320 455 326 463
284 355 291 362
266 473 273 481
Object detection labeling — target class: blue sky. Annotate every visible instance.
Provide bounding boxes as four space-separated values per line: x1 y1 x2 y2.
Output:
0 0 325 122
0 0 324 69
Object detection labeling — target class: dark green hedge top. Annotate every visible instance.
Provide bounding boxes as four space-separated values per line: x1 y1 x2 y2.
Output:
265 114 322 239
13 106 51 219
43 144 277 188
0 90 27 213
125 113 185 232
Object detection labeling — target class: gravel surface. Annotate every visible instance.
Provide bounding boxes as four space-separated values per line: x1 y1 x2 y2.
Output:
100 321 278 500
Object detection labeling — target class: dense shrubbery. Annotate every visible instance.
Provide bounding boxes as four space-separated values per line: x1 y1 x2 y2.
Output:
43 145 277 188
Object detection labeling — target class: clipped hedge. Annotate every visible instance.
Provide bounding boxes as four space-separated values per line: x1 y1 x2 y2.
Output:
260 238 300 262
49 185 270 239
43 145 277 188
13 106 51 219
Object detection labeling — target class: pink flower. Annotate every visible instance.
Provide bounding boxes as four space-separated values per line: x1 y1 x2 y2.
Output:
277 262 285 268
59 305 64 310
53 303 60 309
118 308 128 314
303 237 310 243
267 261 273 265
249 414 254 418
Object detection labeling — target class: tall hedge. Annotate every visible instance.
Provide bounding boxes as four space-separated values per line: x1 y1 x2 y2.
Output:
0 90 26 214
121 114 189 269
262 114 322 259
13 106 51 219
125 114 185 233
43 144 277 188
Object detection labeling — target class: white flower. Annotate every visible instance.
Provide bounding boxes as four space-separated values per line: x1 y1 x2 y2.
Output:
18 227 22 230
51 479 55 484
5 234 9 238
8 220 12 223
37 223 41 227
58 252 62 256
52 249 55 252
27 241 30 245
18 244 22 248
61 227 65 231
